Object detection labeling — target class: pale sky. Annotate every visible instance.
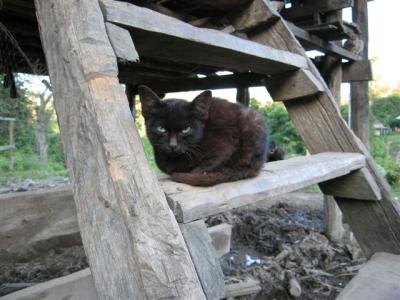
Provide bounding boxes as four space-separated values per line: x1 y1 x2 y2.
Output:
25 0 399 103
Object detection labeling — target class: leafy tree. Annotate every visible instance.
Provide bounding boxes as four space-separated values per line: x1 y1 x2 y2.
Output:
371 95 400 126
250 98 306 156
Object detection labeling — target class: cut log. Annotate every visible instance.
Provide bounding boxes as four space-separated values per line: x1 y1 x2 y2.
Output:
0 269 96 300
229 0 280 32
264 69 324 101
180 220 225 300
161 153 369 223
105 22 139 62
343 60 372 82
224 278 262 298
336 252 400 300
100 0 307 75
207 223 232 257
34 0 205 299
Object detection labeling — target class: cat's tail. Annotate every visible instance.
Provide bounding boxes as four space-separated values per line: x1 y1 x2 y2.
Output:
171 167 261 187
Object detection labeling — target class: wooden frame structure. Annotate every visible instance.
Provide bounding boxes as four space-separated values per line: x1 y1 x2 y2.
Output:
1 0 400 299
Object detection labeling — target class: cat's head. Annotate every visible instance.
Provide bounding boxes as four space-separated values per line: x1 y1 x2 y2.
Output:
138 85 212 157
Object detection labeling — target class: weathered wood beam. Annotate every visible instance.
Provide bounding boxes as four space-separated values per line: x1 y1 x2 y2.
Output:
100 0 307 75
161 153 370 223
105 22 139 62
180 220 225 300
228 0 280 32
287 22 362 61
337 252 400 300
208 223 232 257
127 73 266 93
224 278 262 298
248 0 400 257
264 69 324 101
34 0 205 299
342 60 372 82
281 0 354 21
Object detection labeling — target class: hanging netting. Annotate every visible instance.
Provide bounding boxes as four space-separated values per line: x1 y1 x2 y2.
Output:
0 12 43 98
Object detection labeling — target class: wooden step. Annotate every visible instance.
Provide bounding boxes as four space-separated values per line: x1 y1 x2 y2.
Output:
100 0 307 75
336 252 400 300
160 153 374 223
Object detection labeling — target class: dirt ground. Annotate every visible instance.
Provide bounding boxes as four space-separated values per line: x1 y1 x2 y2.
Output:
0 183 364 298
208 204 365 300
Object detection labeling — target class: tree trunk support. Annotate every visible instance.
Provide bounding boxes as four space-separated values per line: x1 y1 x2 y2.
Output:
34 0 205 299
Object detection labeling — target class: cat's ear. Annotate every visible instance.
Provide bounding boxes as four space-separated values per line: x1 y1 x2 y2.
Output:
138 85 161 117
191 90 212 120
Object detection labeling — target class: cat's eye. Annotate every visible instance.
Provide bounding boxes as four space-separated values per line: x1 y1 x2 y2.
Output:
181 127 191 134
156 126 167 134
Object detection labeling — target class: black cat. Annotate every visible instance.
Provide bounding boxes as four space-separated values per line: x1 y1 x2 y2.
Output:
138 85 268 186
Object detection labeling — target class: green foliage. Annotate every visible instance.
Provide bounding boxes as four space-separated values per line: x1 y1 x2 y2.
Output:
250 98 306 156
0 75 36 151
371 134 400 187
371 95 400 126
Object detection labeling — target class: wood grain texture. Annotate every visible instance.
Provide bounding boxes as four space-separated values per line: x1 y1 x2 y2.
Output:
224 278 262 298
180 220 225 300
207 223 232 257
247 0 400 257
34 0 205 299
336 252 400 300
229 0 280 32
342 60 372 82
0 186 80 261
100 0 307 75
161 153 368 223
105 22 139 62
263 69 324 101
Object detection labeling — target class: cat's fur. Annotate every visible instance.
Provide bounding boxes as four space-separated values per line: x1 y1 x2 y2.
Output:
138 85 268 186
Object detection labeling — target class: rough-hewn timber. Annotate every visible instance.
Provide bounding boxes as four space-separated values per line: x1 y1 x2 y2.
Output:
161 153 370 223
34 0 205 299
246 0 400 257
100 0 307 75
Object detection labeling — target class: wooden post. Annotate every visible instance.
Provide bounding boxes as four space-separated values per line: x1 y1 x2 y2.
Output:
236 87 250 106
322 10 345 242
8 120 14 171
34 0 205 299
350 0 370 150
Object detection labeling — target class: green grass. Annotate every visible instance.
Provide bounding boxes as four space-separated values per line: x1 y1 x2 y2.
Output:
0 151 68 184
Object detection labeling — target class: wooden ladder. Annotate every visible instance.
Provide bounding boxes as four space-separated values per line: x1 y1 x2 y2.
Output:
33 0 400 299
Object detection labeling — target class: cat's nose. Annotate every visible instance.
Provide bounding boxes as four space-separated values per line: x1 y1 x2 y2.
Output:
169 144 178 150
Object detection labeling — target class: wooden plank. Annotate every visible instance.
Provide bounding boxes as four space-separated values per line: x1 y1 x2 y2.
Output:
229 0 280 32
350 0 371 149
207 223 232 257
247 0 400 257
180 220 225 300
126 73 266 93
0 185 79 262
264 69 324 101
224 278 262 298
281 0 354 21
161 153 368 223
34 0 205 299
336 252 400 300
343 60 372 82
287 22 362 61
105 22 139 62
100 0 308 75
0 269 97 300
320 167 381 200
